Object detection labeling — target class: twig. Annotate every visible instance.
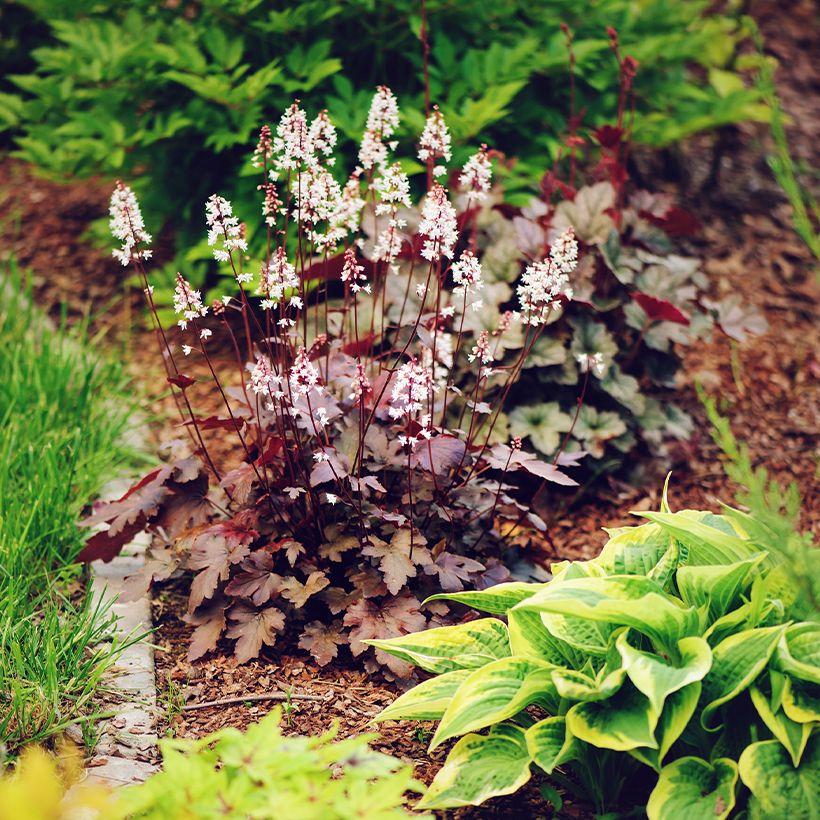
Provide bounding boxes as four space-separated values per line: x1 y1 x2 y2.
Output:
183 691 330 711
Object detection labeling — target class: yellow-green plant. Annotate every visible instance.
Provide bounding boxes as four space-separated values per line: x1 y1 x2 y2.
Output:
370 490 820 815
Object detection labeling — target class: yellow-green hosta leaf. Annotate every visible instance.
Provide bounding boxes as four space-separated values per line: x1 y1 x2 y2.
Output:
616 631 712 714
364 618 510 674
775 623 820 686
431 657 556 749
507 608 585 667
373 669 471 723
631 681 702 771
700 624 786 730
749 684 812 766
567 684 658 752
424 582 546 615
525 716 578 774
739 737 820 819
647 541 682 591
639 510 760 567
552 665 626 703
539 611 615 656
515 575 699 652
781 677 820 724
647 756 738 820
418 724 532 810
595 521 674 577
676 555 764 621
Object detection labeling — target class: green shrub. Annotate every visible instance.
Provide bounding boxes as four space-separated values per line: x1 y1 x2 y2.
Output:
117 707 425 819
1 0 767 245
371 489 820 815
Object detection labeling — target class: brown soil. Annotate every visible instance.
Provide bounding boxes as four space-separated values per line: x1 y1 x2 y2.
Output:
0 1 817 815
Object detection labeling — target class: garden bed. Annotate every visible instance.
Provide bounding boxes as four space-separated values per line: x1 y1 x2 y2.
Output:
0 2 816 814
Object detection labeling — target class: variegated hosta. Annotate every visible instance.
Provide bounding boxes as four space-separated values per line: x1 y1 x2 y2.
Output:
371 498 819 814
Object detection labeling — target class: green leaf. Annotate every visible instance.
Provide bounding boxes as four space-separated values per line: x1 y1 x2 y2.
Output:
749 684 812 766
633 681 701 770
700 624 786 730
567 684 658 752
617 631 712 714
781 677 820 724
640 511 760 566
595 521 674 577
647 756 738 820
515 575 699 653
676 555 764 621
424 582 545 615
525 716 578 774
775 623 820 686
431 657 556 749
552 663 626 703
507 608 584 667
373 669 471 723
364 618 510 674
418 724 532 810
738 737 820 819
508 402 572 455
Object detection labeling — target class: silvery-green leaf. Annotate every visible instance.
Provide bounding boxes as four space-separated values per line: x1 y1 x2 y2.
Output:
600 367 646 415
508 402 572 456
521 335 566 368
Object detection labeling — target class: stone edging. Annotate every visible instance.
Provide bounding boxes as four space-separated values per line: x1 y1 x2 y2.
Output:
86 477 160 786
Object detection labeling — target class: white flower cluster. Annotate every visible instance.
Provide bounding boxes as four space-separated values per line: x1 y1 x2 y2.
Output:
173 275 207 330
273 103 340 174
206 195 248 265
340 248 370 294
349 360 372 403
419 184 457 263
467 330 494 365
334 173 366 236
289 348 322 397
359 86 400 171
249 354 275 395
459 146 492 201
575 351 606 377
389 358 436 420
109 182 152 266
258 247 300 311
308 110 337 162
418 106 452 178
451 250 484 310
374 163 412 214
517 227 577 326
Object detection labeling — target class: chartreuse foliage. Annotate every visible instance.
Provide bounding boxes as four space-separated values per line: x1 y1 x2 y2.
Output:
0 709 426 819
117 708 425 819
370 497 820 815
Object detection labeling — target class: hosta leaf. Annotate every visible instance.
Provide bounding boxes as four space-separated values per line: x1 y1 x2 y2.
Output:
595 521 673 577
775 623 820 686
567 684 658 752
700 624 786 730
781 677 820 724
647 756 738 820
738 737 820 819
552 666 626 702
676 555 764 621
418 724 532 810
515 575 699 653
539 612 614 656
630 681 702 771
525 716 578 774
617 631 712 714
424 582 545 615
508 608 585 668
431 657 556 749
364 618 511 674
640 511 759 566
374 669 471 722
749 685 812 766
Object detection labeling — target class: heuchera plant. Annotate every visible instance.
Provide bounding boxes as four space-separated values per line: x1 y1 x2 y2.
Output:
82 89 590 674
458 32 767 472
370 492 820 815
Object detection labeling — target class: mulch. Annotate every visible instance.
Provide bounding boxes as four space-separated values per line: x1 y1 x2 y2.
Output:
0 1 817 814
